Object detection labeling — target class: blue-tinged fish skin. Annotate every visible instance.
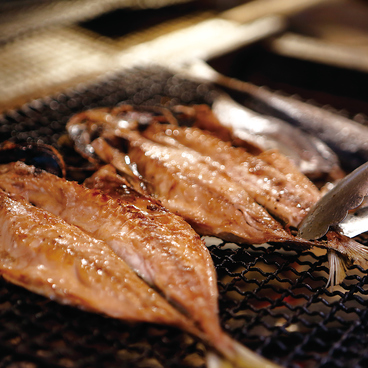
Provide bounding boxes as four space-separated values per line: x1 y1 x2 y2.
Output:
0 141 66 177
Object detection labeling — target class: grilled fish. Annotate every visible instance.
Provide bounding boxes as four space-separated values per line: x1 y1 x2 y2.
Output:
92 134 295 244
0 161 283 368
66 106 368 286
67 106 317 231
245 85 368 171
0 189 200 331
0 161 217 333
139 122 321 228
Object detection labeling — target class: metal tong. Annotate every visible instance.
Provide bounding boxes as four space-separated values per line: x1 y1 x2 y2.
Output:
298 161 368 240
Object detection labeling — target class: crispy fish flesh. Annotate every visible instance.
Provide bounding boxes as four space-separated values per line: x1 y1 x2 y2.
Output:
0 162 282 368
0 189 200 331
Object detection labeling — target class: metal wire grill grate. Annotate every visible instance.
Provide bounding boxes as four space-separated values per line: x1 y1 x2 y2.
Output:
1 66 368 368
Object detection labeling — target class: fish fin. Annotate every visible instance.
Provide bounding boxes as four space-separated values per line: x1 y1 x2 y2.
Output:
207 340 282 368
343 238 368 269
325 232 368 288
326 250 349 289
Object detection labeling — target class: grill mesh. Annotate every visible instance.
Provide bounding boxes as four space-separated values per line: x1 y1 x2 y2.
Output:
1 66 368 368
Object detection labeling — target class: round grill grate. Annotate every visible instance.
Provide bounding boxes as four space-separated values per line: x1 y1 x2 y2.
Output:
1 66 368 368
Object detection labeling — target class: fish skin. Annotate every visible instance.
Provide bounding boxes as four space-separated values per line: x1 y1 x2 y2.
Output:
210 94 343 180
240 82 368 171
67 107 112 163
0 161 229 353
0 141 66 178
0 189 200 331
182 58 367 171
140 122 321 228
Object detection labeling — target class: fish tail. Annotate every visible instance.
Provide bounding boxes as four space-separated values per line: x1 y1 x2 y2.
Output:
207 338 282 368
326 249 349 289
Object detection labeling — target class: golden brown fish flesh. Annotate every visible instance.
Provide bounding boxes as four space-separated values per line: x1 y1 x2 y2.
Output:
110 129 297 244
0 162 217 332
0 162 281 368
0 189 199 330
138 122 321 227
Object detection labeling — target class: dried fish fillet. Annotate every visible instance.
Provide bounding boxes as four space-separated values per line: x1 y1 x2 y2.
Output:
0 162 281 368
0 189 198 330
92 133 295 245
0 162 216 329
73 109 296 243
137 124 368 284
65 106 368 286
140 122 321 227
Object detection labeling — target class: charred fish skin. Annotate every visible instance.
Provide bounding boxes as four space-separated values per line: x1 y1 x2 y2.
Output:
0 162 227 352
66 107 113 164
66 104 178 163
0 189 201 331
